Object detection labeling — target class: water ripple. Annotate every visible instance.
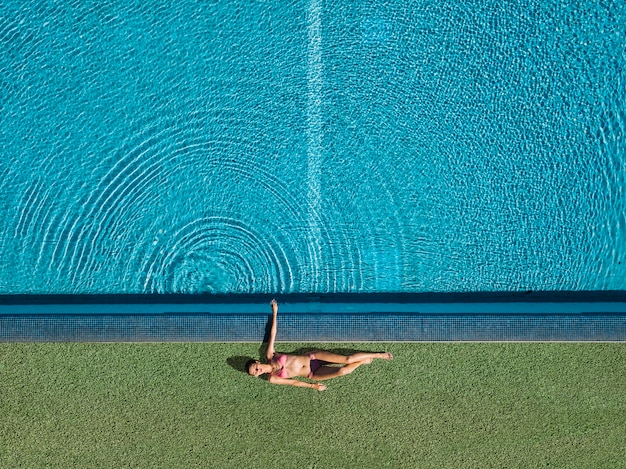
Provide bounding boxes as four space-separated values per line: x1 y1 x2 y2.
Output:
141 216 293 294
5 1 620 294
34 106 362 293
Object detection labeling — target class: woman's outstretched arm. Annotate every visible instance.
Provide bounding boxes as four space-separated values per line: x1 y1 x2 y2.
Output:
268 375 326 391
266 299 279 361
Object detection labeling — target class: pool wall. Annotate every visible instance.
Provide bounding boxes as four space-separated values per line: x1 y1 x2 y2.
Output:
1 292 625 342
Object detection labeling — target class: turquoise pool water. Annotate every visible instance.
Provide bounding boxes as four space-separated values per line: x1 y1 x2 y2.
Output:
1 1 625 295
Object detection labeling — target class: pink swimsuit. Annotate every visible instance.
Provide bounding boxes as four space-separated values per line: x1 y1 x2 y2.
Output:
272 353 324 379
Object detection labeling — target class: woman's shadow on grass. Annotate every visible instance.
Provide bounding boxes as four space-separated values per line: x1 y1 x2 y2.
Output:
226 355 255 374
226 313 274 374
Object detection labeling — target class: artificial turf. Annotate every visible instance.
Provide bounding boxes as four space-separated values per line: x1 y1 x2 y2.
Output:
1 343 624 468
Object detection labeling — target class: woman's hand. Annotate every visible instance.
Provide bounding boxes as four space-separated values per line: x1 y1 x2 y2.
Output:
270 299 278 314
313 383 327 391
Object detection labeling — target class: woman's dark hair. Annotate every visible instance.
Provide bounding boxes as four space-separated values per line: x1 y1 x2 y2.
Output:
245 359 256 375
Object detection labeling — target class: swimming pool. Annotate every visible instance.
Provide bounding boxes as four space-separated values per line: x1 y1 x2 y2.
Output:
1 1 625 296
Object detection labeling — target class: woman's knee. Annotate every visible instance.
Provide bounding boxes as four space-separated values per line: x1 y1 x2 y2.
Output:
336 366 351 376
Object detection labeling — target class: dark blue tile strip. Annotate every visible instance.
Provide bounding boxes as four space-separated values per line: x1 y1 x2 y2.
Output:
1 313 624 342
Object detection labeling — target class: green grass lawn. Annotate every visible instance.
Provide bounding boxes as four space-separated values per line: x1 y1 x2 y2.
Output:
1 343 624 468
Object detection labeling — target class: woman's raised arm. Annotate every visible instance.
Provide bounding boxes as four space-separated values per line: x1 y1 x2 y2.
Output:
266 299 279 361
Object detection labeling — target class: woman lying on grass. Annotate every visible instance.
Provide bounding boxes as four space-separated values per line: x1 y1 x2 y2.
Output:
246 299 393 391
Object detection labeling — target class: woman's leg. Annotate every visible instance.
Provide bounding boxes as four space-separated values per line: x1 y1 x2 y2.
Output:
311 360 371 381
311 351 393 365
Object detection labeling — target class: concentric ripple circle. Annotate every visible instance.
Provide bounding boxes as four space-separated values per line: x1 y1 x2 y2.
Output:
34 106 365 293
141 217 292 294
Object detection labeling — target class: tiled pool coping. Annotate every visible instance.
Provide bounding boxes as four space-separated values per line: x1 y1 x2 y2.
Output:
1 292 625 342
